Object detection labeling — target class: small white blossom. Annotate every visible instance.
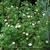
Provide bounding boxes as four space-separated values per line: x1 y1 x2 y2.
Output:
4 19 7 22
15 23 21 28
5 22 8 25
7 8 10 9
22 13 26 16
34 12 36 14
37 21 40 23
23 32 26 34
37 36 40 38
8 24 10 27
38 13 40 15
46 40 48 43
32 23 35 26
35 2 37 4
31 16 33 17
16 7 18 9
35 9 38 12
18 25 21 28
28 43 32 46
26 33 29 36
11 5 13 8
15 25 18 28
12 42 15 44
43 13 45 16
26 38 28 40
10 25 14 27
26 12 29 14
27 8 30 10
27 15 30 18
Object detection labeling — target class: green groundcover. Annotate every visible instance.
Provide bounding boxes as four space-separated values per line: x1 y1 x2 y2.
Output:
0 0 50 50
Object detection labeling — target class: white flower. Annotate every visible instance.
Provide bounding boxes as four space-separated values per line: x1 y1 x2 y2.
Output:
11 5 13 8
26 33 29 36
15 23 21 28
10 25 14 27
31 16 33 17
12 42 15 44
35 2 37 4
15 25 18 28
4 19 7 22
22 13 26 16
38 13 39 15
27 15 30 18
43 13 45 16
32 23 35 26
35 9 38 12
26 12 29 14
28 43 32 46
27 8 30 10
7 8 10 9
23 32 26 34
37 36 40 38
5 22 8 25
37 21 40 23
18 25 21 28
46 40 48 43
26 38 28 40
34 12 36 14
16 7 18 9
8 24 10 27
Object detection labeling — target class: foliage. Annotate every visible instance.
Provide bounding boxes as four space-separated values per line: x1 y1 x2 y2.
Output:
0 0 49 50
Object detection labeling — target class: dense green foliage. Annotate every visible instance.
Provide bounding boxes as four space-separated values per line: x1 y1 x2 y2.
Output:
0 0 49 50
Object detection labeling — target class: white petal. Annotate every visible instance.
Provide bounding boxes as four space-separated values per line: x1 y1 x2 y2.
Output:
35 9 38 12
32 23 35 26
46 40 48 43
43 13 45 16
27 15 30 18
26 33 29 36
15 25 18 28
5 23 8 25
28 43 32 46
11 5 13 7
31 16 33 17
37 21 40 23
26 38 28 40
8 25 10 27
23 32 26 34
4 19 7 22
10 25 14 27
12 42 15 44
22 13 26 16
18 25 21 28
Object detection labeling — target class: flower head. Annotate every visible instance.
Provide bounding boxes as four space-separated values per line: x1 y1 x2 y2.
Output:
28 43 32 46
